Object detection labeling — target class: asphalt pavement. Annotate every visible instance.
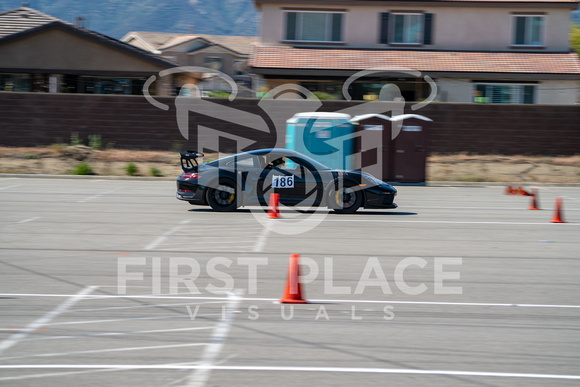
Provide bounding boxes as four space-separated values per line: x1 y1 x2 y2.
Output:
0 177 579 386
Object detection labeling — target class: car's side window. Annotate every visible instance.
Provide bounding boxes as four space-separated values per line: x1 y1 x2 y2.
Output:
226 156 256 168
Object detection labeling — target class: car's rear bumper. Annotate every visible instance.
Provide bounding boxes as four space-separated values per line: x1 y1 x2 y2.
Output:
176 180 205 203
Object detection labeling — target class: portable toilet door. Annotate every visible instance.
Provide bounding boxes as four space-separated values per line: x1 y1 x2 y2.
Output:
390 114 432 183
350 114 392 182
286 112 354 170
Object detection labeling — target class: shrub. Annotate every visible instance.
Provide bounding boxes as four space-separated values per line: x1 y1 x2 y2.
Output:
70 132 83 146
312 91 337 100
149 167 163 177
88 134 103 150
207 90 231 98
126 162 139 176
70 162 93 175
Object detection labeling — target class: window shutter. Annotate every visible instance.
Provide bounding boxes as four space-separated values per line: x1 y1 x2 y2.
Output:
423 13 434 45
331 13 342 41
286 12 297 40
514 17 526 45
379 12 389 44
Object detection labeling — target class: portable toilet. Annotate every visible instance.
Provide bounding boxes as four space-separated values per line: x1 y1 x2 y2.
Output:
286 112 355 170
351 114 432 183
390 114 432 183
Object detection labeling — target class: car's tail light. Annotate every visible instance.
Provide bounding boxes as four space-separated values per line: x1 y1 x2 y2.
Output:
181 173 200 180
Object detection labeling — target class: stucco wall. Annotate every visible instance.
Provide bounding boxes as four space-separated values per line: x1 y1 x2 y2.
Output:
260 3 571 51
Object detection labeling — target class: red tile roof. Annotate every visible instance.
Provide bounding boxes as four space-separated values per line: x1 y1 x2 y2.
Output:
249 45 580 75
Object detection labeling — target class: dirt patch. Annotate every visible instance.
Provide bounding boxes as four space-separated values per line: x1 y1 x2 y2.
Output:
0 147 578 183
427 154 580 183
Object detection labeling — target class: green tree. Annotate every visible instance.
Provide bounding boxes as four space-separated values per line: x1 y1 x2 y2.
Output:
571 23 580 57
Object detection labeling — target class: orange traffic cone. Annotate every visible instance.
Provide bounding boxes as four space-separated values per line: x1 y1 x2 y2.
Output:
528 189 541 210
280 254 307 304
550 198 566 223
518 186 532 196
507 186 518 195
268 193 281 219
505 186 514 195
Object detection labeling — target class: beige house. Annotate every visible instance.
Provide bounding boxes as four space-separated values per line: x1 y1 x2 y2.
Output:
0 7 177 95
250 0 580 104
121 31 258 96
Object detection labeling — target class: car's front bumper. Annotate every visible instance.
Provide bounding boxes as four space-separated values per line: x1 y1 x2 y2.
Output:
363 185 397 209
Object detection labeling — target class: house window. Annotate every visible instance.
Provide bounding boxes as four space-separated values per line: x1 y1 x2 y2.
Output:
204 57 223 70
513 15 544 46
380 13 434 45
474 84 536 104
0 73 31 92
393 14 422 44
285 11 343 42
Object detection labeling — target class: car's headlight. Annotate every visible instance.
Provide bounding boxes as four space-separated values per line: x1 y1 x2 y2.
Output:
362 173 385 187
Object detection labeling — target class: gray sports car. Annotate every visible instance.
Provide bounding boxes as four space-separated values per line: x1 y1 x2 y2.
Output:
176 148 397 214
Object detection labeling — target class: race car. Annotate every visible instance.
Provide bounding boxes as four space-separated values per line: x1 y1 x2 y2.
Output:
176 148 397 214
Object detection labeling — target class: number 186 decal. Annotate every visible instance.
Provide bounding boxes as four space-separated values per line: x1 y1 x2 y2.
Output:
272 175 294 188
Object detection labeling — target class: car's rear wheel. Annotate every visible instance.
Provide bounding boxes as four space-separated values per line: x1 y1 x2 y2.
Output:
206 182 238 212
328 183 362 214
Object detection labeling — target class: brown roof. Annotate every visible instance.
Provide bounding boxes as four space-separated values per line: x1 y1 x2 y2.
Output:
0 8 178 70
0 7 62 38
249 45 580 75
125 31 259 55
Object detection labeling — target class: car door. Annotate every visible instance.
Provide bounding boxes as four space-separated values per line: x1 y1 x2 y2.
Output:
265 157 304 205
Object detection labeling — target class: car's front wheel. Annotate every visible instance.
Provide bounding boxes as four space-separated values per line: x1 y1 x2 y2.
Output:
206 182 238 212
328 183 362 214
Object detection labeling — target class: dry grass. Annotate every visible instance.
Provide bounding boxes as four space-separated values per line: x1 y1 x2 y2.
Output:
0 147 578 182
427 153 580 183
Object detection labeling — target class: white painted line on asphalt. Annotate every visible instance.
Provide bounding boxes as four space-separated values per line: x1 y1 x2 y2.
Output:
43 313 219 327
252 225 271 253
2 293 580 310
0 216 41 231
22 326 214 343
0 286 97 356
0 361 202 382
186 291 242 387
16 217 41 224
77 189 118 203
306 299 580 309
0 343 207 362
0 185 21 191
70 300 225 313
0 365 578 380
404 205 580 211
144 219 192 250
322 219 580 226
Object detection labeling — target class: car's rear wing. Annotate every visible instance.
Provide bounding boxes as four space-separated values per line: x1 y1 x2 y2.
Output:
180 150 204 173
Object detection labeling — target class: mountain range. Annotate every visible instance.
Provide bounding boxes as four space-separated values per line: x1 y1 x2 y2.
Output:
0 0 259 38
0 1 578 40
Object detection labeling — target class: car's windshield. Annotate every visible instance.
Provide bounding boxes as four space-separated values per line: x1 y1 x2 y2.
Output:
289 154 331 171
